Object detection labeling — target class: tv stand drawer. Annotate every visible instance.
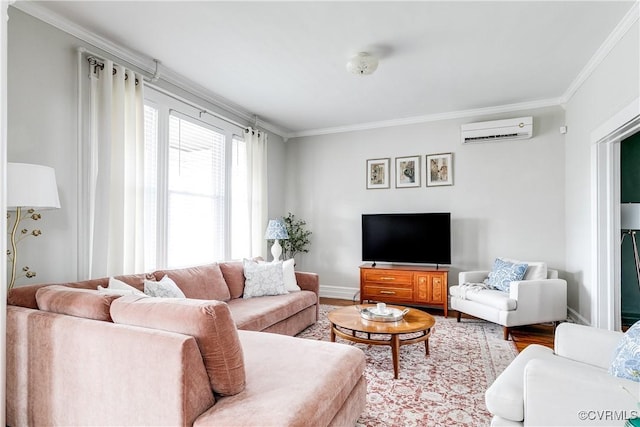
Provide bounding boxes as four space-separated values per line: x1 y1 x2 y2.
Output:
362 269 413 285
362 284 414 302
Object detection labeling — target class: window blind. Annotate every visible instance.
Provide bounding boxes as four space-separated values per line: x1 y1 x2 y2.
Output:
167 113 226 267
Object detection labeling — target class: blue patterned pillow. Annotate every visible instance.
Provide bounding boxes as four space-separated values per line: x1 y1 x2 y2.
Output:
484 258 528 292
610 320 640 382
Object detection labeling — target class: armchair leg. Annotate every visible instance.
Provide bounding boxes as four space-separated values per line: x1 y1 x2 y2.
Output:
456 311 461 323
503 327 510 340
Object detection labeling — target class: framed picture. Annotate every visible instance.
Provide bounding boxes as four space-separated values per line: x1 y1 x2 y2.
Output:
426 152 453 187
395 155 421 188
366 158 390 189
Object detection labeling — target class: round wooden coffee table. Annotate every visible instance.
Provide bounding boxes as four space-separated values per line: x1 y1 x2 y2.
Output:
327 304 435 379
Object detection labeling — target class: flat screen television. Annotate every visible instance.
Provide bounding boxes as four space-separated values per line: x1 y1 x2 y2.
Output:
362 213 451 266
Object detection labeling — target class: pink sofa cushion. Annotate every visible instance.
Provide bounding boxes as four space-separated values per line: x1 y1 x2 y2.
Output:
8 273 152 309
219 261 245 299
113 273 156 292
110 296 245 396
194 330 366 427
227 291 317 331
153 264 230 301
36 285 120 322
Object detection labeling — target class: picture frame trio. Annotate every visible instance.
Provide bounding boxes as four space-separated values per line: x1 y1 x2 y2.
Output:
366 153 453 189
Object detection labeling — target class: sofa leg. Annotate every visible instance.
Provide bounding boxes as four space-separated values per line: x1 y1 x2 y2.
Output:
503 327 510 340
456 311 461 323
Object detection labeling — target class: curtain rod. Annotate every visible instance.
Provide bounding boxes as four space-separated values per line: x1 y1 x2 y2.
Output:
146 83 249 131
79 48 258 133
87 56 141 86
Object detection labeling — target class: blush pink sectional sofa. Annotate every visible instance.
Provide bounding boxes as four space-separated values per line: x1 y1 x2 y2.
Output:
6 261 367 426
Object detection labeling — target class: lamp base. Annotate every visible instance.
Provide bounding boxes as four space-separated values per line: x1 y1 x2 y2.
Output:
8 206 21 290
271 239 283 261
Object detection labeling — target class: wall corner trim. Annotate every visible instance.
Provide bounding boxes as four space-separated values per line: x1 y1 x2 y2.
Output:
560 2 639 105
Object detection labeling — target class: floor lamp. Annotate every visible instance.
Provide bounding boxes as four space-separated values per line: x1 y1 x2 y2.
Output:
621 203 640 291
6 163 61 290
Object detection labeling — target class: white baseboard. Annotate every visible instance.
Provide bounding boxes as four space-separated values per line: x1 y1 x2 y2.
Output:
319 285 359 301
567 306 590 325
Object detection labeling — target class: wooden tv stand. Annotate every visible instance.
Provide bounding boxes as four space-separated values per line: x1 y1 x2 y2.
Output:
359 263 449 317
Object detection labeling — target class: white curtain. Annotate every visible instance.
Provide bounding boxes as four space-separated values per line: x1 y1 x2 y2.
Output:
88 59 145 277
244 127 268 258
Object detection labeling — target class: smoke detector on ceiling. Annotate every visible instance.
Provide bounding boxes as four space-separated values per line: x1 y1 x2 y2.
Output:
346 52 379 76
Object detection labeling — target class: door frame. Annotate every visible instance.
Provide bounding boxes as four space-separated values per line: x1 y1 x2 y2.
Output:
591 98 640 330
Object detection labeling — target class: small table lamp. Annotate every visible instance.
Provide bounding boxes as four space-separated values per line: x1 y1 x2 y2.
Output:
7 162 61 289
264 218 289 261
621 203 640 289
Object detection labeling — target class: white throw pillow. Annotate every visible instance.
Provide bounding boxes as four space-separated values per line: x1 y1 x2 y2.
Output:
144 275 186 298
98 277 146 296
501 258 548 281
242 259 288 298
283 258 301 292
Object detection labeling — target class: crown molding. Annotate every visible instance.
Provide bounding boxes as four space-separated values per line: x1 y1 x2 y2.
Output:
11 1 291 138
287 98 561 139
12 1 156 73
560 1 639 105
11 0 637 141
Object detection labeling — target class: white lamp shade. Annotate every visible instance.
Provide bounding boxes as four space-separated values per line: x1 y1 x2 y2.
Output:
621 203 640 230
7 162 61 210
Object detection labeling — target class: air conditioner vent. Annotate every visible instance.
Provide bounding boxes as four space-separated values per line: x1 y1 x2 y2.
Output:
461 117 533 144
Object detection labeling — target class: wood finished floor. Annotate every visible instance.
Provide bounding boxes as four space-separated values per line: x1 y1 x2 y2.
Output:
320 297 555 353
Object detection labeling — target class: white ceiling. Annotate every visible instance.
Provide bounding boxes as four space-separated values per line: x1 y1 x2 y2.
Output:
25 1 636 137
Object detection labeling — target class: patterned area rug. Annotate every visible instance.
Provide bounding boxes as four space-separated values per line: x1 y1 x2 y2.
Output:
296 305 518 427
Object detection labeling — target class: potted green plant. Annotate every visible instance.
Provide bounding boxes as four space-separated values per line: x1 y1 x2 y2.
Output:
280 212 311 261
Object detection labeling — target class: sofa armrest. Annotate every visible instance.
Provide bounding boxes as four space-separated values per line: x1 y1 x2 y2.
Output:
509 278 567 301
295 271 319 295
524 357 639 426
294 271 320 320
506 278 567 324
554 323 624 369
7 306 215 426
458 270 489 284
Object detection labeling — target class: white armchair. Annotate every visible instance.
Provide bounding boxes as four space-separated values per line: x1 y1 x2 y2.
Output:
450 265 567 339
486 323 639 426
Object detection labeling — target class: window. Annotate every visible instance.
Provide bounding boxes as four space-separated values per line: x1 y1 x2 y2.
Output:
144 88 245 270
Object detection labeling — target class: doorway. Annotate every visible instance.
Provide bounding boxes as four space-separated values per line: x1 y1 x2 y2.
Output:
592 98 640 331
620 132 640 326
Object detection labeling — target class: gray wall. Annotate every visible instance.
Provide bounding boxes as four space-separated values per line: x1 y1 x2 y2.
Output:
7 8 287 285
286 107 567 299
8 8 79 283
564 21 639 324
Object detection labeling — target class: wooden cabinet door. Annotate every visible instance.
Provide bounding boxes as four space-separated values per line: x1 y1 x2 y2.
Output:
415 274 430 303
430 274 444 304
415 273 446 304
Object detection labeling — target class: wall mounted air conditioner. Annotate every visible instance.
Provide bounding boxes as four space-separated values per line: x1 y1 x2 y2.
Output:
461 116 533 144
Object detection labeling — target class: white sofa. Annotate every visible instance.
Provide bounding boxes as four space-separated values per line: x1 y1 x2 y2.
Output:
486 322 639 426
450 268 567 339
